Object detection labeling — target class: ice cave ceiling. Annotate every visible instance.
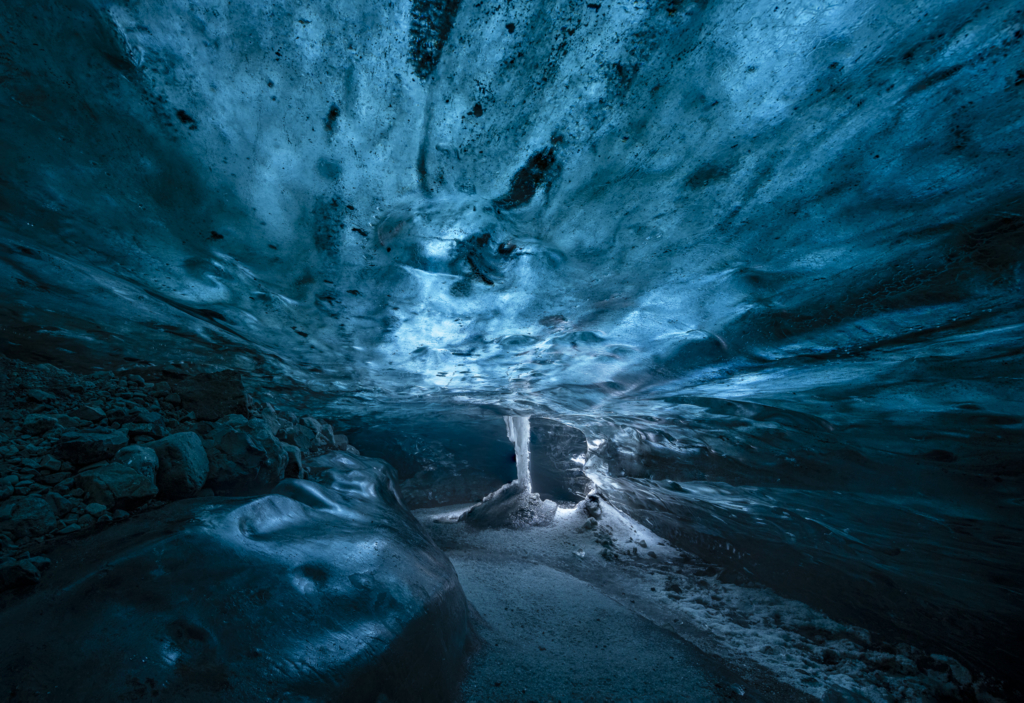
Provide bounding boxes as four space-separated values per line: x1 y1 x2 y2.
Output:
1 0 1023 687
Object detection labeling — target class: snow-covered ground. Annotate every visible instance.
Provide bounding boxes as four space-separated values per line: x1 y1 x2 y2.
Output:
417 501 1000 703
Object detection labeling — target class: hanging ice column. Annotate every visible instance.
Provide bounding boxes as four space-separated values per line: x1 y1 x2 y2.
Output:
505 415 531 493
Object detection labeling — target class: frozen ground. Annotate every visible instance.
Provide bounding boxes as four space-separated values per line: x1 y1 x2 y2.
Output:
416 501 1001 703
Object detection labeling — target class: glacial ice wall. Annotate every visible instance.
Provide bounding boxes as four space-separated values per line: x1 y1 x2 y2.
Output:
1 0 1022 691
1 0 1020 403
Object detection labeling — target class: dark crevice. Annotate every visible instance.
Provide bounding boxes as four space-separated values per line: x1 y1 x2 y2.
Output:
494 147 559 209
409 0 462 79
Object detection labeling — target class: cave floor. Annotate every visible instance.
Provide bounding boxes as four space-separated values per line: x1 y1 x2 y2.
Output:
415 503 816 703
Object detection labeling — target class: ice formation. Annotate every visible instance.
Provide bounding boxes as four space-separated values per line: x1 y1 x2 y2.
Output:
0 0 1021 698
0 453 471 701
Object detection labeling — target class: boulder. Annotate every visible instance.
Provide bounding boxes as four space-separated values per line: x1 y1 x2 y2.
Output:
318 421 337 448
108 408 161 425
70 406 106 423
219 414 248 427
284 443 304 479
0 559 40 590
42 491 73 517
56 431 129 466
0 496 57 539
85 503 108 517
24 389 56 403
39 471 72 486
279 424 316 452
172 370 248 421
148 432 209 499
39 455 62 471
23 414 60 436
121 422 166 439
75 452 159 508
204 426 289 491
298 417 337 450
260 407 282 436
114 445 159 476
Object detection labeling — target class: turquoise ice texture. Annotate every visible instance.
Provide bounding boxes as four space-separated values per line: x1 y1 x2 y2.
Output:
0 0 1021 692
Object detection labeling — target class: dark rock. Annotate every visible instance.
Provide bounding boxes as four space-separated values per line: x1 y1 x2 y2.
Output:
121 422 166 439
0 558 40 590
191 421 215 435
299 417 337 451
76 457 159 509
172 370 248 421
280 423 316 452
84 502 107 517
316 419 337 448
219 429 261 464
204 426 289 492
261 407 282 436
24 389 56 403
56 431 129 466
284 443 304 479
114 445 159 475
42 491 73 517
149 432 209 499
0 461 471 702
71 406 106 422
218 414 249 428
0 496 58 539
39 455 62 471
22 414 60 436
27 555 51 572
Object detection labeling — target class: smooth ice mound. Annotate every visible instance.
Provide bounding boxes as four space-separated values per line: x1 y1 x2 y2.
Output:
0 457 471 702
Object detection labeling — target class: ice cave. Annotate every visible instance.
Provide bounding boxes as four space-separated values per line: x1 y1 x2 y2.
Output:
0 0 1021 701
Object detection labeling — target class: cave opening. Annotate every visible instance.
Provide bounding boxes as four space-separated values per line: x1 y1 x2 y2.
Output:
1 0 1022 701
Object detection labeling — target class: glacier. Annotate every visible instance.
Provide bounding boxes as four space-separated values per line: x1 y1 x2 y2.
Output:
0 0 1022 699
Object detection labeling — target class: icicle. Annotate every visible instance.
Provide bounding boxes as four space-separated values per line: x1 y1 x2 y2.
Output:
504 415 531 493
